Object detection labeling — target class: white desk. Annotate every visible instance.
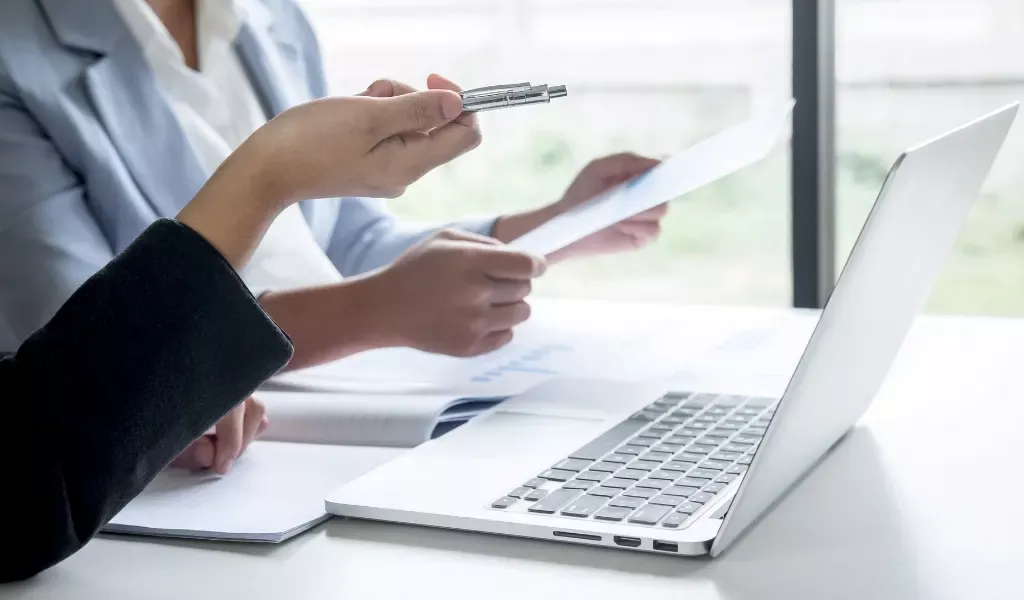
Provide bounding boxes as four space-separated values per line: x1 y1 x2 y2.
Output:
5 308 1024 600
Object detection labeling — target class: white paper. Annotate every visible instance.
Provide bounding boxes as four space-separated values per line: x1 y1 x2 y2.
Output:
105 442 403 542
509 101 795 256
256 391 498 447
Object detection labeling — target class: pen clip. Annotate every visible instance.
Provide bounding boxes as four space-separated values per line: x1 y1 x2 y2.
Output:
460 82 532 98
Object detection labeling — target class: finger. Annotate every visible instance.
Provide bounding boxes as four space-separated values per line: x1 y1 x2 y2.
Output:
257 414 270 437
592 152 662 181
479 247 547 280
169 435 216 471
485 301 532 331
372 90 463 138
238 397 266 458
488 279 532 304
615 220 661 247
427 73 478 129
473 329 515 355
435 228 501 245
214 404 245 474
381 117 481 177
359 78 418 98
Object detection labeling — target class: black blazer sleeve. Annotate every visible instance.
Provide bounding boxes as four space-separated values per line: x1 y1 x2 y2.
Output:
0 219 293 582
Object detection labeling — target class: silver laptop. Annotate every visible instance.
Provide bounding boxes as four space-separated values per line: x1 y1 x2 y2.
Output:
326 104 1018 556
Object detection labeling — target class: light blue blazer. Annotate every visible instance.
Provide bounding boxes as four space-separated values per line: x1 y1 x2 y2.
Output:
0 0 492 350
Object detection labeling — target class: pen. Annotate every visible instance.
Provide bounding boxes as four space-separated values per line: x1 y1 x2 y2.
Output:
460 82 568 113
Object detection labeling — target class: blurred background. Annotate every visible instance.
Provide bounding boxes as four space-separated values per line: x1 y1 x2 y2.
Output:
298 0 1024 315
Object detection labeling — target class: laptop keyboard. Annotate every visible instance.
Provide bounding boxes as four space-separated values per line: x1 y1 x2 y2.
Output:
490 392 777 529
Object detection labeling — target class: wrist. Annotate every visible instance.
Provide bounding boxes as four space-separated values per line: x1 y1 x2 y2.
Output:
330 273 410 352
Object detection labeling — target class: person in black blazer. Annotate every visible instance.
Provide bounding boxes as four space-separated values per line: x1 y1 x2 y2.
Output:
0 84 528 582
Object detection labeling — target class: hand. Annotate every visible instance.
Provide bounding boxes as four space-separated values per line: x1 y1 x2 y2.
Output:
179 75 480 268
362 229 546 357
169 397 268 474
493 153 668 263
246 77 480 204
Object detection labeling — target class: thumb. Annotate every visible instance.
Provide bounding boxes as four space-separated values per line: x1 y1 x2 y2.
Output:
375 90 464 137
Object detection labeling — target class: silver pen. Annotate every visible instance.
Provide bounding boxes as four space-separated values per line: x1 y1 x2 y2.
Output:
459 82 568 113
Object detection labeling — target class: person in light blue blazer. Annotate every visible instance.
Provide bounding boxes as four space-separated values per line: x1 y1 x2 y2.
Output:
0 0 668 371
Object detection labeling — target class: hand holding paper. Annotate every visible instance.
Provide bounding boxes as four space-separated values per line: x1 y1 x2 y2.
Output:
509 101 795 256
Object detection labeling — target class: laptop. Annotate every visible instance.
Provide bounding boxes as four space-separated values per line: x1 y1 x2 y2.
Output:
326 104 1019 556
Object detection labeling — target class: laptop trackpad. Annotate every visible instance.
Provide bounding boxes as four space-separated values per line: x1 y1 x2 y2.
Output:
496 378 667 421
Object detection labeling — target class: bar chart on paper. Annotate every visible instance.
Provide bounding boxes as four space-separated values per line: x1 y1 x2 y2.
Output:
469 344 571 383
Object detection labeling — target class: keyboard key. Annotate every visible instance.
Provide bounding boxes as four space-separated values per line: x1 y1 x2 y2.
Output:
588 487 620 498
716 395 743 408
653 444 684 454
560 495 609 517
576 470 609 482
650 494 683 507
693 416 718 425
737 455 754 465
676 502 702 514
682 394 715 407
562 480 596 491
525 489 548 501
604 453 632 464
639 451 673 462
553 458 593 472
733 435 762 445
726 465 748 475
754 418 773 428
661 513 688 528
539 469 575 482
590 461 621 473
672 408 699 418
595 506 635 522
707 429 736 438
630 437 657 448
663 485 698 498
715 423 742 431
687 469 718 480
491 497 516 509
610 496 646 509
626 459 661 471
682 423 710 433
602 478 634 489
702 482 727 494
722 444 752 453
663 461 696 472
715 474 738 483
615 445 645 455
568 419 651 460
710 452 743 462
699 460 730 471
676 477 710 488
661 416 685 425
528 489 581 514
665 436 696 446
628 504 672 525
745 397 774 408
636 430 663 440
725 416 752 425
649 470 680 481
635 478 670 490
507 486 532 498
630 410 659 421
648 424 673 433
676 452 706 463
615 469 647 480
745 427 768 436
623 486 658 499
690 492 714 504
523 478 546 488
685 445 717 455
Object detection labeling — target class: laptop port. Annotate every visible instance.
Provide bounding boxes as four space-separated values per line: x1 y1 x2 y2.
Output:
653 540 678 553
553 531 601 542
613 536 642 548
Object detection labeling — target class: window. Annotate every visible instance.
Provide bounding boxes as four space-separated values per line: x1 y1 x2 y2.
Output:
300 0 794 305
836 0 1024 315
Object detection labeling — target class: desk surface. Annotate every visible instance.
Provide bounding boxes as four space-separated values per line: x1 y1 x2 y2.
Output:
6 307 1024 600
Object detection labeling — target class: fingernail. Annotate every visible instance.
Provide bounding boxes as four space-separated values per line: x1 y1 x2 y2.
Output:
441 93 463 119
221 459 234 474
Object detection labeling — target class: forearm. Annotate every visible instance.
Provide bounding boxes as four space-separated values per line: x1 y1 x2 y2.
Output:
0 220 293 582
260 275 401 371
